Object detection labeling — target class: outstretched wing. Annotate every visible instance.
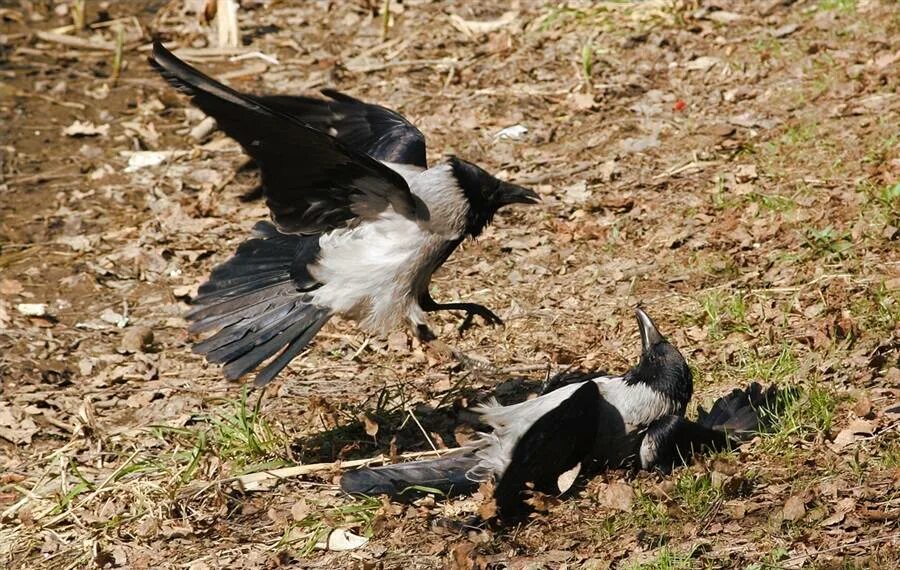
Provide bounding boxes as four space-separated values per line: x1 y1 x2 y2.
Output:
641 383 784 472
149 41 417 235
259 89 427 168
639 415 733 473
697 382 783 435
494 381 600 520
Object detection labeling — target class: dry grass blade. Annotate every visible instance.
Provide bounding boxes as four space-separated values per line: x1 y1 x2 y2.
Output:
38 450 140 528
34 30 115 51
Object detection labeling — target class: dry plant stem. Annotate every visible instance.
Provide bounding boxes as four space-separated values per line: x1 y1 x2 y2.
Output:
72 0 85 33
780 532 900 565
381 0 391 40
35 31 115 51
406 407 439 452
345 58 461 74
110 26 125 87
216 0 240 48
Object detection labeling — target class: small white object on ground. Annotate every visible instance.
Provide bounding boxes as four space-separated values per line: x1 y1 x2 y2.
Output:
16 303 48 317
494 124 528 141
315 528 369 551
123 151 177 172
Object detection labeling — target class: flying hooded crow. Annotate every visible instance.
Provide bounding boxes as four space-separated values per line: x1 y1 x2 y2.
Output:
340 308 779 520
149 41 539 386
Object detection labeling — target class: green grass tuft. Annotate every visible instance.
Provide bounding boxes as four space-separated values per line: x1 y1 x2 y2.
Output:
672 471 721 519
282 495 383 556
761 385 837 453
625 546 700 570
151 386 291 479
803 226 854 259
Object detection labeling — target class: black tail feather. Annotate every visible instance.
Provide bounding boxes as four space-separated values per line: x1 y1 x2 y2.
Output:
200 300 305 362
252 315 330 386
340 453 481 499
217 305 329 382
187 222 328 385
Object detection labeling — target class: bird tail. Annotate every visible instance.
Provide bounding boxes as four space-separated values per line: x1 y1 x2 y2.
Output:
187 222 330 386
697 382 782 439
340 453 481 499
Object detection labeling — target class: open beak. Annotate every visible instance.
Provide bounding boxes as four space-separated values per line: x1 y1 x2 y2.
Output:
635 307 664 354
497 181 540 206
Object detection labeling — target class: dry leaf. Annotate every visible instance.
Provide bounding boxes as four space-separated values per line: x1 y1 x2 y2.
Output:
570 92 596 111
313 528 368 551
557 462 581 494
16 303 48 317
0 279 23 295
602 482 635 512
782 495 806 522
362 413 379 438
830 420 876 451
494 124 528 140
449 11 517 37
685 56 720 72
63 120 109 137
477 481 497 519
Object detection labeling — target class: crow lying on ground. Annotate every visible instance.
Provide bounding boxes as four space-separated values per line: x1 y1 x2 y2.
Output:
341 308 780 521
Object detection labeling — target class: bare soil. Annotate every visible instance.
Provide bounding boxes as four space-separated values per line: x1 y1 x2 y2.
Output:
0 1 898 568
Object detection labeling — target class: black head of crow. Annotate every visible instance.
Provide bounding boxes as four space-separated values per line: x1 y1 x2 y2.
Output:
622 307 694 416
449 156 538 237
148 41 538 385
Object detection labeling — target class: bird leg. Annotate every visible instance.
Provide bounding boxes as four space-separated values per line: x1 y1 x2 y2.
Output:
420 293 503 333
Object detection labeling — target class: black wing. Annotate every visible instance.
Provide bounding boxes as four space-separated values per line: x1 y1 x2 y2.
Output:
259 89 427 168
697 382 782 435
642 383 783 472
640 415 733 473
149 41 417 235
541 370 610 395
494 381 600 521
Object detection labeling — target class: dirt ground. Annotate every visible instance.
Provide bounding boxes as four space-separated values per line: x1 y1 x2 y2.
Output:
1 0 898 568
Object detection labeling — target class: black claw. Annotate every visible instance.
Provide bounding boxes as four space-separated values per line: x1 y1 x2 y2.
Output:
458 306 503 333
421 295 503 332
459 312 476 333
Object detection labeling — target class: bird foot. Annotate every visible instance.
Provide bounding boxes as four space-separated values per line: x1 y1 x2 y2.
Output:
423 301 503 332
457 303 504 334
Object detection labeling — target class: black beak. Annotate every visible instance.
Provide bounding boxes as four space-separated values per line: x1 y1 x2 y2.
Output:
497 181 540 206
635 307 665 354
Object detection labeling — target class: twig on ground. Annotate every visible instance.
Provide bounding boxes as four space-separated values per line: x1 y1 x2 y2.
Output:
35 31 115 51
110 26 125 87
345 58 461 74
406 407 439 452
